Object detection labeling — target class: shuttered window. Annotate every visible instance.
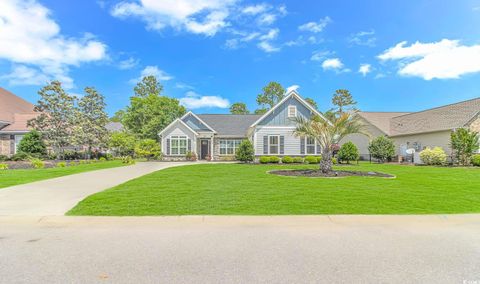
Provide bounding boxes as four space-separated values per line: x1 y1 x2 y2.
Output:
306 137 316 154
268 135 279 154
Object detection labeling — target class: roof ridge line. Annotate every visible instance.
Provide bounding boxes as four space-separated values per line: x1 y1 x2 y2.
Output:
392 97 480 119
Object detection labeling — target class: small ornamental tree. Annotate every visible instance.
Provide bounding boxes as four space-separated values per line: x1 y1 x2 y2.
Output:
368 136 395 163
450 128 479 166
419 147 447 165
17 130 47 157
134 139 161 160
235 139 254 162
337 142 359 164
108 132 136 156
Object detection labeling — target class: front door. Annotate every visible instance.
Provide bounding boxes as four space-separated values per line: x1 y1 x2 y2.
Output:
200 139 210 160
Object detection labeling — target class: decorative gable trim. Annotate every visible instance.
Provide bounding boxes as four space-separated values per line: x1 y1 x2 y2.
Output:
181 111 217 133
249 90 329 128
158 118 199 137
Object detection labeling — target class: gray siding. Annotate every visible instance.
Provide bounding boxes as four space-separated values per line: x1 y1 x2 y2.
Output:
258 96 312 126
161 121 197 156
254 127 304 156
182 113 212 131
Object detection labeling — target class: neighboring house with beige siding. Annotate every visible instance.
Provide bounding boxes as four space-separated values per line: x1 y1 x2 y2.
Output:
0 87 37 156
342 97 480 160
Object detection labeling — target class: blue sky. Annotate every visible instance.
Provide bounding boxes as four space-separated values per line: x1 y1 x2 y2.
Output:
1 0 480 115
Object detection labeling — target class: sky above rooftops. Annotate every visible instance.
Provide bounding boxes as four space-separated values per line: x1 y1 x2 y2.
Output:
0 0 479 115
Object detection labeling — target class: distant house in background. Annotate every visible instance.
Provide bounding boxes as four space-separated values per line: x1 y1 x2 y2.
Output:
0 87 37 156
342 98 480 159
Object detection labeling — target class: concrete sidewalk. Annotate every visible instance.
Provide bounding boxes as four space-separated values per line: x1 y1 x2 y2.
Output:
0 162 196 216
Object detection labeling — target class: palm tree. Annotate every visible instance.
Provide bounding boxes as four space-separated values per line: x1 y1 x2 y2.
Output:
294 112 367 173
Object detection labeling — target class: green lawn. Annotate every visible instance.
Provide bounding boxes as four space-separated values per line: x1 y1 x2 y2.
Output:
67 163 480 215
0 161 126 189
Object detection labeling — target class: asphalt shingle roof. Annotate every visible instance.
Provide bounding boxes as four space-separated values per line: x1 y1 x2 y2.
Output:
197 114 262 136
358 112 411 135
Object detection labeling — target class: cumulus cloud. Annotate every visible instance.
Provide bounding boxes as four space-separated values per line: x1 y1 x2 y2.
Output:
322 58 343 70
378 39 480 80
286 85 299 92
242 4 268 15
0 0 107 88
298 17 331 33
179 91 230 109
348 30 376 47
130 66 173 83
358 64 371 76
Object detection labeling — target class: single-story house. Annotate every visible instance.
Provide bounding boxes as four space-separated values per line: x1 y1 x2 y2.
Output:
341 97 480 159
159 90 327 160
0 87 37 156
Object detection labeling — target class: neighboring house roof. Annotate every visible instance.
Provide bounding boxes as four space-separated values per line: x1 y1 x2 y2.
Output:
197 114 261 136
106 122 123 132
0 87 36 133
358 112 411 135
0 113 37 132
390 97 480 136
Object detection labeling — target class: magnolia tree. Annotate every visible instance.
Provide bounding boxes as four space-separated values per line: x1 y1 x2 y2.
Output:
450 128 479 166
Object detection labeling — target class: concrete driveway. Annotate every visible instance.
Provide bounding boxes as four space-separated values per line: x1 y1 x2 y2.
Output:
0 162 196 216
0 215 479 283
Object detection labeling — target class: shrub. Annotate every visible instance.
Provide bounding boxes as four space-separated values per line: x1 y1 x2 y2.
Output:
79 160 89 165
30 158 45 169
185 151 197 161
11 152 31 161
121 156 135 165
305 156 318 164
17 130 47 156
259 156 270 164
269 156 280 163
282 156 293 163
235 139 254 162
56 161 67 167
337 142 359 164
332 157 338 164
0 163 8 170
108 131 136 157
0 155 8 161
293 157 304 163
99 157 107 162
368 136 395 163
450 128 479 166
134 139 161 160
471 154 480 167
419 147 447 165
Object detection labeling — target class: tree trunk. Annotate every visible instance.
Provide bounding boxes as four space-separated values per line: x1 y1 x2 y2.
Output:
320 148 333 173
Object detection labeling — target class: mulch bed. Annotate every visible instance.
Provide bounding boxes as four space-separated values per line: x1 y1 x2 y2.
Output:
269 169 395 178
1 160 76 170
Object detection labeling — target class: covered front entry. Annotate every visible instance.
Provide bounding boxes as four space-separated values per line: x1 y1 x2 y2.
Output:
200 139 211 160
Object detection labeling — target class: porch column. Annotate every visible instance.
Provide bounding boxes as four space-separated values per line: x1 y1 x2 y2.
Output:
210 136 214 160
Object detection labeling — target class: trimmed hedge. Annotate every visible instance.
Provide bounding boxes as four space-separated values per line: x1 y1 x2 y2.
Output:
305 156 319 164
281 156 294 163
269 156 280 163
472 154 480 167
293 157 304 163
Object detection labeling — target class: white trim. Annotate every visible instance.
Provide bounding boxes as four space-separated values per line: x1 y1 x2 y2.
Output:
169 135 188 156
288 105 297 118
249 90 330 128
305 136 316 155
256 125 297 129
181 111 217 133
158 118 198 137
268 135 280 155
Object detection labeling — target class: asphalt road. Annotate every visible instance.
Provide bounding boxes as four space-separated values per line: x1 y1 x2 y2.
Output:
1 215 479 284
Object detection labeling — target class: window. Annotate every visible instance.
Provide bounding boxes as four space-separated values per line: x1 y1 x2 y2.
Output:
14 135 24 154
220 139 242 155
269 135 279 154
170 135 187 155
306 137 316 154
288 105 297 118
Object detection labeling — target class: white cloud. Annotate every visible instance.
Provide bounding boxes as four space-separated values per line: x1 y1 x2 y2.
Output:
224 31 260 49
348 30 376 47
298 17 331 33
0 65 49 86
0 0 107 88
322 58 343 70
286 85 299 92
358 64 371 76
257 13 276 25
378 39 480 80
257 41 280 53
311 50 333 62
111 0 237 36
257 28 280 52
242 4 268 15
130 66 173 83
175 82 194 89
118 57 139 70
179 91 230 109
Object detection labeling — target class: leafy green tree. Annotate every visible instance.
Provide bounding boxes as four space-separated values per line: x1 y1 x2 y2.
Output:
305 97 318 110
123 76 186 140
110 110 125 122
73 87 109 158
254 108 268 115
294 113 366 173
368 136 395 163
230 102 249 114
108 131 136 156
332 89 357 114
256 81 285 109
235 139 254 162
450 128 479 166
134 139 161 160
28 81 75 159
337 142 359 164
17 130 47 157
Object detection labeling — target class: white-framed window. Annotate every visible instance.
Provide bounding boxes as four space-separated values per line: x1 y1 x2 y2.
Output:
268 135 279 154
220 139 242 155
14 135 24 154
306 137 316 154
170 135 187 155
288 105 297 118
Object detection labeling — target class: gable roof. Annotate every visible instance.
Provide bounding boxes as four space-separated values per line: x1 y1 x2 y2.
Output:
0 87 34 123
197 114 261 136
249 90 329 128
358 112 411 135
181 111 217 133
389 97 480 136
158 118 198 137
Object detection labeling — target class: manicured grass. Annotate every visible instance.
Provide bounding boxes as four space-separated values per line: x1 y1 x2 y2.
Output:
68 163 480 215
0 161 126 189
